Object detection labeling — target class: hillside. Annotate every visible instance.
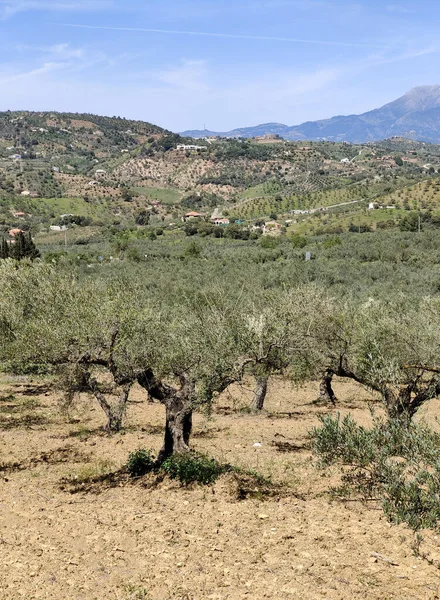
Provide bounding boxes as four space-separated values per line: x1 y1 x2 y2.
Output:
2 110 440 242
182 86 440 143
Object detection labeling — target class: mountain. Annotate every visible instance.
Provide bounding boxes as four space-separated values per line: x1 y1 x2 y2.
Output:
181 86 440 143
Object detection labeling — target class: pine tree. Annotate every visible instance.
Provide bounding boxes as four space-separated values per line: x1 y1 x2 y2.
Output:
23 232 40 260
10 232 26 260
0 238 9 259
9 232 40 261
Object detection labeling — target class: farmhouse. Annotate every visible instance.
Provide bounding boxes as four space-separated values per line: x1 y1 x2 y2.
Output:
182 211 205 222
8 228 24 238
263 221 282 235
211 218 230 226
176 145 208 151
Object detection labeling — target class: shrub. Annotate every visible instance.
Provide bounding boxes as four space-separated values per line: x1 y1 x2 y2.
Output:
161 453 225 485
126 448 155 477
260 236 280 249
310 414 440 530
322 236 342 249
184 240 202 258
290 234 307 248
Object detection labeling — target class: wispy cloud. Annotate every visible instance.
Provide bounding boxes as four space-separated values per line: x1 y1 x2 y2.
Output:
158 59 209 91
287 68 341 95
386 4 414 14
361 46 439 69
0 61 69 82
0 40 109 86
0 0 114 18
14 42 86 59
60 23 385 49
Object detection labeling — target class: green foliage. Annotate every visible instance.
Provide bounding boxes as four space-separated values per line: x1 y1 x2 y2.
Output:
311 414 440 530
59 215 92 227
161 453 225 485
290 234 307 248
322 236 341 249
135 210 150 226
126 448 155 477
399 212 420 232
184 240 202 257
0 238 9 259
260 236 280 249
8 232 40 261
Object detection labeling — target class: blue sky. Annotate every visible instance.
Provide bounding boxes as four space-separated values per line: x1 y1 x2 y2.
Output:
0 0 439 131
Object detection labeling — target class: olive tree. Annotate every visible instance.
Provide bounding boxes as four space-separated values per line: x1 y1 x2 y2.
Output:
314 296 440 421
0 262 259 457
236 286 330 412
0 261 155 432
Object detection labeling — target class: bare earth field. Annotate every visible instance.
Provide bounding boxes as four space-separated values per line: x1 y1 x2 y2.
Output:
1 376 440 600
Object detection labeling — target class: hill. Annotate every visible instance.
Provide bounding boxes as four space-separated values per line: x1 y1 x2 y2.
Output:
182 86 440 143
2 109 440 241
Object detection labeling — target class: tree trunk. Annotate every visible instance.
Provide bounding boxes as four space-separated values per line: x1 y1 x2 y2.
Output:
137 369 194 463
318 369 337 405
89 379 131 433
250 375 269 411
157 394 193 463
384 387 413 424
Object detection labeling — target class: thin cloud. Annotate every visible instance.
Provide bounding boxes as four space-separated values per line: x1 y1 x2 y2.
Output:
0 61 69 83
0 1 114 18
60 23 385 49
159 59 209 91
362 46 439 68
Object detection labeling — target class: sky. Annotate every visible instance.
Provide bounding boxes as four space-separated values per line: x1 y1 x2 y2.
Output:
0 0 440 131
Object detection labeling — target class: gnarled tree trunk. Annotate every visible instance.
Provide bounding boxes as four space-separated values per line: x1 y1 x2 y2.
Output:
250 375 269 412
318 369 337 405
331 362 440 423
138 369 194 463
383 385 419 424
157 396 193 463
86 374 131 432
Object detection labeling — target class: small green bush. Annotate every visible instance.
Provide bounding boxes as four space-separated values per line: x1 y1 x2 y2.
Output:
161 453 225 485
311 414 440 530
126 448 154 477
290 234 307 248
322 236 342 249
184 240 202 258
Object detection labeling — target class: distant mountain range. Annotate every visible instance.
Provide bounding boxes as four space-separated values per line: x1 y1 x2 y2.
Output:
181 86 440 143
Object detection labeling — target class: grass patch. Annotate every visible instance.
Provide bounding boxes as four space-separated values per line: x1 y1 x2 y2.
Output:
61 458 116 486
132 186 181 205
61 448 283 498
126 448 155 477
161 453 224 485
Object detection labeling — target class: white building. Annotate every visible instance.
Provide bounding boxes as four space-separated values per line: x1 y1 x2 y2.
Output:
176 145 208 151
